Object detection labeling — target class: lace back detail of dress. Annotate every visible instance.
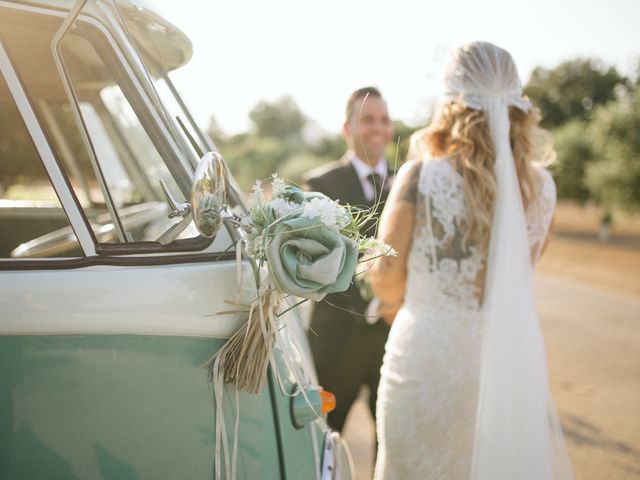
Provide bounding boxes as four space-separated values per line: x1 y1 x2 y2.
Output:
405 159 484 313
405 159 556 314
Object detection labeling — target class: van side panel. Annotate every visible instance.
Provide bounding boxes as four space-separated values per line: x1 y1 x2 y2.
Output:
0 335 282 479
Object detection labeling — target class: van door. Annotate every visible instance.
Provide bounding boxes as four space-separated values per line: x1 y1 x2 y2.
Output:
0 3 284 478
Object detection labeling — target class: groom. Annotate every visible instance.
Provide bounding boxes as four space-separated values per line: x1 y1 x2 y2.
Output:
304 86 394 432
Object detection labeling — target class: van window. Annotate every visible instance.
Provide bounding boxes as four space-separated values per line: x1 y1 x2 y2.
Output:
1 7 202 250
0 71 80 258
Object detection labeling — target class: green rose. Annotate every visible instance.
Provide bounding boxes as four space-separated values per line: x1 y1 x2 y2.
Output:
281 186 307 203
281 186 326 204
265 216 358 301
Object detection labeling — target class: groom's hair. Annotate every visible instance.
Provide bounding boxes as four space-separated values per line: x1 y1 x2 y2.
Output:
345 86 383 122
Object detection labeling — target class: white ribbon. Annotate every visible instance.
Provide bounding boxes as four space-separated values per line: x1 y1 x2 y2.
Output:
212 271 330 480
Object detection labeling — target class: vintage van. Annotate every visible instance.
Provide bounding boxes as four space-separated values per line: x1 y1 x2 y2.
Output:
0 0 353 478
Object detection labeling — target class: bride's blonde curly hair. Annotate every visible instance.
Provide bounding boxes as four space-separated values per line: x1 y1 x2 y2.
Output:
414 102 550 253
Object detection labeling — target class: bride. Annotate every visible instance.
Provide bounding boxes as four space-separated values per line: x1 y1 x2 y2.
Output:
370 41 573 479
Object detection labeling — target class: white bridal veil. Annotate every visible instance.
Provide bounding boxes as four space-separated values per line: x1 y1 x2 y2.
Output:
443 42 574 479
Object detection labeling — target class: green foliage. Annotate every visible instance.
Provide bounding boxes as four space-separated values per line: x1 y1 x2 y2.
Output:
547 82 640 213
524 57 639 214
217 134 289 190
209 96 335 192
0 101 94 196
278 152 333 187
248 96 307 139
386 120 419 169
206 115 228 143
585 86 640 213
0 106 45 186
310 134 346 160
550 119 595 202
524 58 629 128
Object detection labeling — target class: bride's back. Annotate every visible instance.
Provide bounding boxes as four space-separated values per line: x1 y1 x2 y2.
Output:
404 156 556 314
404 99 556 313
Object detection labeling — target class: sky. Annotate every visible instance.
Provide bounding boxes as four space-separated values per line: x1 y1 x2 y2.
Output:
153 0 640 136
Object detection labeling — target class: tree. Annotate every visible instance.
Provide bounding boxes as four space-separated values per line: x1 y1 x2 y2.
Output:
586 86 640 213
278 152 331 186
210 97 341 192
206 115 227 144
218 134 289 190
310 134 346 161
524 58 629 128
248 96 307 139
550 119 595 202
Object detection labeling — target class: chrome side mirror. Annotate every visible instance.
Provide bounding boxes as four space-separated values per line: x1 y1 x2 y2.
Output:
191 151 228 238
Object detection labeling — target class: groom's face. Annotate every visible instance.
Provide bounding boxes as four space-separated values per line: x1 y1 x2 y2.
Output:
344 96 393 166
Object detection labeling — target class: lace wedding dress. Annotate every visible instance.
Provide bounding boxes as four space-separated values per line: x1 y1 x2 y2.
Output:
374 157 556 479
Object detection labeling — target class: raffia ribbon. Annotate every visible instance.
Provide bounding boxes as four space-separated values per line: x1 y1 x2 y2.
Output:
207 286 281 394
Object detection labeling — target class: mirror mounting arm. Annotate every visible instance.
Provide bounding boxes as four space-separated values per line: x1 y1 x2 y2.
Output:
160 179 191 218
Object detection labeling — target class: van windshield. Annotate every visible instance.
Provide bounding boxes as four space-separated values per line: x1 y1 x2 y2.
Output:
108 0 211 164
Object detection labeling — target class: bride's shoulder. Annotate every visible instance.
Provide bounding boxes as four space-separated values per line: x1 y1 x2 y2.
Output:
394 157 447 184
419 157 459 186
531 162 552 179
392 159 423 192
397 158 423 176
531 163 556 197
395 157 457 199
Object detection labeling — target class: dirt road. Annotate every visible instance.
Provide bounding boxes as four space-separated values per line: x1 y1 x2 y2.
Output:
538 275 640 479
342 272 640 479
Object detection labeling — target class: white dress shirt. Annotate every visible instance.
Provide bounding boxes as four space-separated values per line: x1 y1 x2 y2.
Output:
349 154 389 323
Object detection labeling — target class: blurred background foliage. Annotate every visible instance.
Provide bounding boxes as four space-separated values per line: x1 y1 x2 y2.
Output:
208 56 639 224
2 56 637 221
523 58 639 218
207 95 416 191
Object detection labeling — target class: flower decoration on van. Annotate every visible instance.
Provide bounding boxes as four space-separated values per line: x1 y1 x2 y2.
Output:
208 174 396 394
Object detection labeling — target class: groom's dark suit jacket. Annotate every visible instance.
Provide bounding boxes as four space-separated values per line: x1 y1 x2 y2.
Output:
303 155 393 432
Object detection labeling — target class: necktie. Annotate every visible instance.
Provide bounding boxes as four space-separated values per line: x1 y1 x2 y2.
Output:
366 173 383 198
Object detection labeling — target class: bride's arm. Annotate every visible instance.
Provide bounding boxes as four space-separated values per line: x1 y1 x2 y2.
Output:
370 160 422 324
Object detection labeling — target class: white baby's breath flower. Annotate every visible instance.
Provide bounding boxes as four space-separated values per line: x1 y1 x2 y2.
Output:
361 238 398 257
270 174 286 198
302 197 345 229
244 229 267 261
250 180 265 210
335 204 351 228
269 198 302 219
